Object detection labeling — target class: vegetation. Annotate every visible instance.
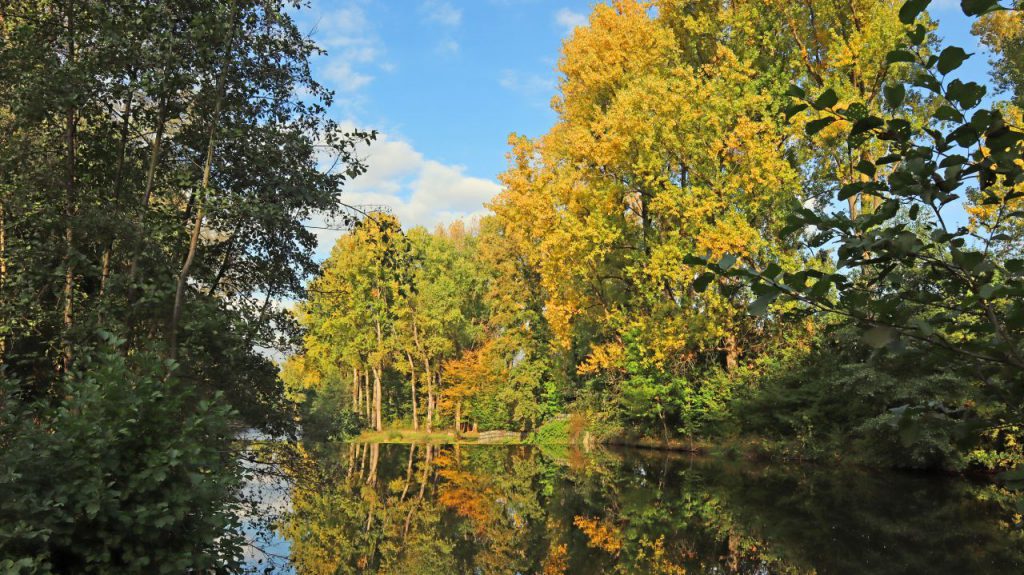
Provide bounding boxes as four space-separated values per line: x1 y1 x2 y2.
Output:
3 0 1024 571
275 441 1024 575
0 0 369 571
286 0 1024 478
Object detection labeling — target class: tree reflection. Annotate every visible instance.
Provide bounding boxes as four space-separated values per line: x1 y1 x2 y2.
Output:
277 444 1024 574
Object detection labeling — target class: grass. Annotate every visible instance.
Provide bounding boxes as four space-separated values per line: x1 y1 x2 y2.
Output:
354 428 492 444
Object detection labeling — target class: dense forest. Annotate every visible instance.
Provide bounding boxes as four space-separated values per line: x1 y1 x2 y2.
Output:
1 0 1023 572
285 0 1024 473
0 0 372 571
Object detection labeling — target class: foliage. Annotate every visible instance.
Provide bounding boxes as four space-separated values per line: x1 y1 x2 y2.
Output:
0 339 243 574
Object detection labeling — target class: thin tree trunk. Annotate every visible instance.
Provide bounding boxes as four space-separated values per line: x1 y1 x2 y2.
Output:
0 203 6 361
206 219 242 297
364 368 371 422
60 2 77 373
99 90 134 299
400 444 416 501
406 350 419 430
127 97 167 290
423 357 433 432
455 400 461 436
372 365 383 431
169 7 237 359
352 367 359 413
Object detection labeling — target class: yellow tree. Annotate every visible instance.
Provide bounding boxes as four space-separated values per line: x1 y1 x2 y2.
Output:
492 0 807 434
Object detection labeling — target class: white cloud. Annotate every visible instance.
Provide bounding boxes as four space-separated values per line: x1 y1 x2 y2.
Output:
310 129 500 256
323 61 373 92
555 8 586 34
499 69 556 107
421 0 462 27
436 38 460 55
304 2 391 96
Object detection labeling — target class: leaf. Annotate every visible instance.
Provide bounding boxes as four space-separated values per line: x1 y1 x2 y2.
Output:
718 254 737 271
748 293 778 316
937 46 970 75
863 326 897 348
784 102 809 121
805 117 836 136
946 80 986 109
899 0 931 24
692 272 715 293
812 89 838 110
855 160 876 178
839 182 865 201
886 49 917 64
934 105 964 123
850 116 885 138
961 0 1002 16
785 84 806 98
907 23 928 46
884 84 906 108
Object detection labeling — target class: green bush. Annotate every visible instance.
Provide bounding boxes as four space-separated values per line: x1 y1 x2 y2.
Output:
298 384 363 443
532 417 571 445
0 341 245 574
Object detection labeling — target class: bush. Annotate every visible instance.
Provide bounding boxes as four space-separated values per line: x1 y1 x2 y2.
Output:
0 341 245 574
298 384 363 443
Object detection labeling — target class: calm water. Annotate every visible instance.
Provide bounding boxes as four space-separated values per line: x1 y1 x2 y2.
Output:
243 443 1024 574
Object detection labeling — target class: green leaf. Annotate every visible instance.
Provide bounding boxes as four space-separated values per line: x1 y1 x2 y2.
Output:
863 325 897 348
899 0 931 23
937 46 970 75
813 89 839 110
934 105 964 123
785 85 806 98
855 160 877 178
884 84 906 108
805 117 836 136
946 79 986 109
961 0 1002 16
718 254 737 271
748 293 778 316
850 116 885 138
907 24 928 46
692 272 715 293
784 102 809 121
886 49 917 64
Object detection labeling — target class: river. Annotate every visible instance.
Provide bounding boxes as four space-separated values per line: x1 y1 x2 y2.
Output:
241 442 1024 574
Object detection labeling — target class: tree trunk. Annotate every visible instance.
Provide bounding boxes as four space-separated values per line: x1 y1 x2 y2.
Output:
352 367 359 413
168 8 237 359
99 90 134 299
724 333 739 372
0 203 6 361
455 400 461 436
423 357 433 432
406 350 419 430
372 365 383 431
127 98 167 292
60 2 77 373
364 369 371 422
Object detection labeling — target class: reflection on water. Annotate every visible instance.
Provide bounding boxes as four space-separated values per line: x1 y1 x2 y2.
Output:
250 443 1024 574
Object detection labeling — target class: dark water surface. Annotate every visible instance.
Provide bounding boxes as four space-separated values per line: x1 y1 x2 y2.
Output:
244 443 1024 574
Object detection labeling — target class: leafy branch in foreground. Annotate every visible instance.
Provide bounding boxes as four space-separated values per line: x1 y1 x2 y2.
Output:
692 0 1024 373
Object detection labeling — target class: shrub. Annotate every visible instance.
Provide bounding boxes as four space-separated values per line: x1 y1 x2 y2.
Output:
0 341 245 574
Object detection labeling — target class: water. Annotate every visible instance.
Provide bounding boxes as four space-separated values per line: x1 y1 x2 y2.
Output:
243 443 1024 574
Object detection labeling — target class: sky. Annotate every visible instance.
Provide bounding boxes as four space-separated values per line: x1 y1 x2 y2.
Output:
293 0 994 259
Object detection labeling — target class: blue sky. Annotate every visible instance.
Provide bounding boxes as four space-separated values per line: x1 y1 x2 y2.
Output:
294 1 993 254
